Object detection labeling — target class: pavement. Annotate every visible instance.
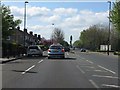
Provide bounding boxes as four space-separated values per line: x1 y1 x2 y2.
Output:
0 56 23 64
95 52 119 58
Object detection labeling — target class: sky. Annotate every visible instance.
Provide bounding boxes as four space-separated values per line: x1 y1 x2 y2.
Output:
1 0 115 43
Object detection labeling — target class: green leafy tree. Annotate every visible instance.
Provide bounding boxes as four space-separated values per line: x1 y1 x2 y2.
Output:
60 40 69 47
110 1 120 51
110 1 120 33
2 4 22 40
73 40 81 48
79 25 109 51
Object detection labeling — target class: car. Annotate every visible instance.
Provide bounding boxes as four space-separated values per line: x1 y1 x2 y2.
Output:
27 45 43 57
64 47 70 52
80 48 86 52
48 44 65 59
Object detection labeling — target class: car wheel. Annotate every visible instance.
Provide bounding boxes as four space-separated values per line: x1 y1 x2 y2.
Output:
62 56 65 59
27 54 31 57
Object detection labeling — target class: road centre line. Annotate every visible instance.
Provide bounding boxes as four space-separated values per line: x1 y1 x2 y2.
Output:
92 75 119 79
102 84 120 88
76 65 85 74
97 65 116 74
22 65 35 74
38 59 43 63
89 79 99 88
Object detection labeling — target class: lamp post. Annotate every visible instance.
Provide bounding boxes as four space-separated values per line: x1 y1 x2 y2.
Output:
107 1 111 55
23 1 28 48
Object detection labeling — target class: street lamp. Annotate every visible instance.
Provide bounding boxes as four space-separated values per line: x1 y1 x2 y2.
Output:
107 1 111 55
23 1 28 47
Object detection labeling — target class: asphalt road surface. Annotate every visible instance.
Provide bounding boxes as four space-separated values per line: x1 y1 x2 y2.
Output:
2 50 119 89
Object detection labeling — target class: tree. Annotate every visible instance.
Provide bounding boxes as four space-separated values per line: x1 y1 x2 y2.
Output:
73 40 81 48
79 25 109 51
60 40 69 47
110 1 120 51
110 1 120 33
2 4 22 40
51 28 64 44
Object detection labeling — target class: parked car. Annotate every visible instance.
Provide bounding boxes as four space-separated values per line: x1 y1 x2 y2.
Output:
80 48 86 52
27 45 43 57
48 44 65 59
64 47 70 52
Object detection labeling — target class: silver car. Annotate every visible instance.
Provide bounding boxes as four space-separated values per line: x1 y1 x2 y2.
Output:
48 44 65 59
27 45 43 57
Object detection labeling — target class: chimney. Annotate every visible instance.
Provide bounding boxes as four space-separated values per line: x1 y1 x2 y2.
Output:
17 26 20 30
38 35 41 40
24 29 27 33
30 31 33 35
34 34 37 37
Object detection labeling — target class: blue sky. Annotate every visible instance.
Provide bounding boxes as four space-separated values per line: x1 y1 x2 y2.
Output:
3 1 109 12
2 0 114 43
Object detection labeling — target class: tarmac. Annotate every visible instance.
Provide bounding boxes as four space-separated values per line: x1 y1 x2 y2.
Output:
0 52 119 64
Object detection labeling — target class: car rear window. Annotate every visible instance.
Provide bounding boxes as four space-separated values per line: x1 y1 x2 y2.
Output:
50 46 63 49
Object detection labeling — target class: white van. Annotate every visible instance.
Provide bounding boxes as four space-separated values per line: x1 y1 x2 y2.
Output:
27 45 43 57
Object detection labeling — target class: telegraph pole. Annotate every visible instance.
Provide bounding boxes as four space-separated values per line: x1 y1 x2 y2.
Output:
107 1 111 55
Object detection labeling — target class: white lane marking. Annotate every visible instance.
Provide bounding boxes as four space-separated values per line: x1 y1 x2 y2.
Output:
22 65 35 74
76 65 85 74
102 84 120 88
86 60 94 64
94 70 106 72
98 65 116 74
92 75 119 79
89 79 99 88
80 66 95 69
86 69 107 72
38 59 43 63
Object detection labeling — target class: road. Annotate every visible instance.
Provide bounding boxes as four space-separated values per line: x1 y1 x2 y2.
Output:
1 50 119 88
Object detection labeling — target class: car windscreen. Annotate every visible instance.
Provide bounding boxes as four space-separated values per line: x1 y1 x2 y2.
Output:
50 46 63 49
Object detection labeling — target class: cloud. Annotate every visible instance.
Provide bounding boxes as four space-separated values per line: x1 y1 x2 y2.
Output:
39 15 61 24
10 5 51 17
27 6 51 17
9 5 108 42
53 8 78 16
28 25 53 39
10 6 24 16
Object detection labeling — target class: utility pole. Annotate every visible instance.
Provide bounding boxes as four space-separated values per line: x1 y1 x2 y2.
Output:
107 1 111 55
23 1 28 48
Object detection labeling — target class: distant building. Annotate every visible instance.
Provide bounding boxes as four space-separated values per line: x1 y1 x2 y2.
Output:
9 27 41 47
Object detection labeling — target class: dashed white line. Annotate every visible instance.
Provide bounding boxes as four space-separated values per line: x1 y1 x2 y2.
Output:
92 75 119 79
76 65 85 74
38 59 43 63
86 60 94 64
86 69 107 72
102 84 120 88
22 65 35 74
80 66 95 69
98 65 116 74
89 79 99 88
